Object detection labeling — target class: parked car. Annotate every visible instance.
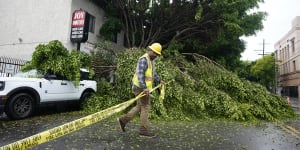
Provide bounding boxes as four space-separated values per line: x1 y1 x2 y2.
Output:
0 69 97 120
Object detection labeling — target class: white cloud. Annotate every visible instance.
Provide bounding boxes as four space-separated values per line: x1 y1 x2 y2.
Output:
241 0 300 61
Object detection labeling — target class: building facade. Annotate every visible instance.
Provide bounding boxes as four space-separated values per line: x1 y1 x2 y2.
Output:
274 16 300 98
0 0 123 61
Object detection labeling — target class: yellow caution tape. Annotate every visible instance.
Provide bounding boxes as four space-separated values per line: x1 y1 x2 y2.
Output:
276 120 300 140
284 124 300 135
277 123 300 140
159 83 165 102
0 84 164 150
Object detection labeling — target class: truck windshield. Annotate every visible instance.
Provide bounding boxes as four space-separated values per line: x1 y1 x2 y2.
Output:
13 69 43 78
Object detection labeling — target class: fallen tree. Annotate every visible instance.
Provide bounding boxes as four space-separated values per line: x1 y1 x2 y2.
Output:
84 47 296 121
22 40 93 86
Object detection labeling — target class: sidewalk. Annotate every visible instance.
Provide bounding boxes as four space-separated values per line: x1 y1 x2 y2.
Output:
289 97 300 114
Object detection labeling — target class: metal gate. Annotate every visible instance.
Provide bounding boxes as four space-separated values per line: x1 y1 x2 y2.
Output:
0 56 27 77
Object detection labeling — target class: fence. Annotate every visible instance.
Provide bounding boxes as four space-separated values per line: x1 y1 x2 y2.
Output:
0 56 27 77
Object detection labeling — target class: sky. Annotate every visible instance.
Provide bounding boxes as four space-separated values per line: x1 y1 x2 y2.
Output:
241 0 300 61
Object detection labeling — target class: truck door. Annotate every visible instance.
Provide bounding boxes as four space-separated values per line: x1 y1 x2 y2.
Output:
40 74 78 102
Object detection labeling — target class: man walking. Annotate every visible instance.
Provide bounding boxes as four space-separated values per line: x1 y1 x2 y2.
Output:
118 43 164 138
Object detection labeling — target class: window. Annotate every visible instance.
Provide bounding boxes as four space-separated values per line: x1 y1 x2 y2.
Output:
291 38 295 53
287 61 290 73
284 63 288 74
282 48 284 60
286 46 289 59
293 60 296 72
280 50 282 60
284 47 287 60
89 14 95 33
280 64 283 75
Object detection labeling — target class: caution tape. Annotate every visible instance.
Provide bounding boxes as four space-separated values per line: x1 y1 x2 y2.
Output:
159 83 165 102
0 83 165 150
276 121 300 140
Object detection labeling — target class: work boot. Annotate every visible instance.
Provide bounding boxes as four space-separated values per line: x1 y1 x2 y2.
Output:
117 118 126 132
139 132 156 138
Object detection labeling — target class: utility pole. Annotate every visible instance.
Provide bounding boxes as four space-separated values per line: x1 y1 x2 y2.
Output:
255 39 274 93
255 39 271 57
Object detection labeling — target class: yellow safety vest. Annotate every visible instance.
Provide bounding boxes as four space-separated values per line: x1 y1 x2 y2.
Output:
132 53 153 90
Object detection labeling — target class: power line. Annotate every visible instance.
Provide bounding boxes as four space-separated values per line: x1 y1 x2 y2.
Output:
254 39 271 57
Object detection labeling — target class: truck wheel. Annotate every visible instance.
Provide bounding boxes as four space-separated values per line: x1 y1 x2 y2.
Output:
76 91 93 109
6 93 34 120
81 91 93 101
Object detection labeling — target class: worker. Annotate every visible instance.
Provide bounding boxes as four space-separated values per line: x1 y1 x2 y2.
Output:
118 43 165 138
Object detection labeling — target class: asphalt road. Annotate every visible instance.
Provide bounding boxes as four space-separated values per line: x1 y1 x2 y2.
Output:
0 102 300 150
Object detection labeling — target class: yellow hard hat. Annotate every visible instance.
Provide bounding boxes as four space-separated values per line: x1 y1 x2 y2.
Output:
148 43 162 55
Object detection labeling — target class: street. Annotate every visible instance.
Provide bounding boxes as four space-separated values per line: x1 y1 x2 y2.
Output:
0 99 300 150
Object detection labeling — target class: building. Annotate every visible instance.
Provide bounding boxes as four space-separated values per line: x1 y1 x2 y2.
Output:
274 16 300 98
0 0 124 61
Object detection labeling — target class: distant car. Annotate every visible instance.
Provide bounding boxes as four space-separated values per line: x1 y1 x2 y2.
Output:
0 69 97 120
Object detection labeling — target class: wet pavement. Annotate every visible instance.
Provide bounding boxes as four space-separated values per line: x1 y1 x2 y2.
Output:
290 97 300 114
0 99 300 150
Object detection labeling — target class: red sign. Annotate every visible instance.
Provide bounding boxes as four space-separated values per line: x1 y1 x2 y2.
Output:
72 10 86 27
70 10 89 43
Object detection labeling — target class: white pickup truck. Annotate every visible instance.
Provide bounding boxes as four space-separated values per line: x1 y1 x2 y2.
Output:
0 69 97 120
